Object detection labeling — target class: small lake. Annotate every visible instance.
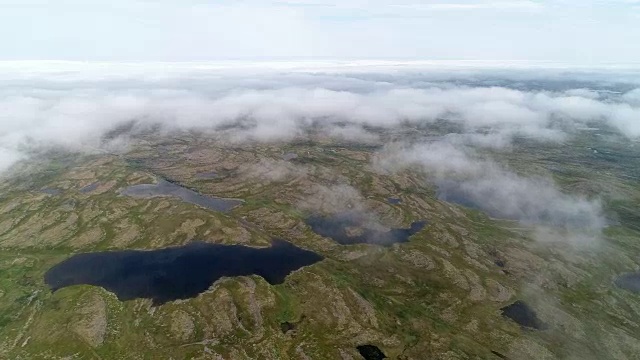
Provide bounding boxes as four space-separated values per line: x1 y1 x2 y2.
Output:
435 181 482 211
45 240 323 305
282 153 298 161
80 182 100 193
121 179 242 212
196 171 218 179
500 300 546 330
41 188 61 195
614 272 640 293
356 345 387 360
306 212 426 246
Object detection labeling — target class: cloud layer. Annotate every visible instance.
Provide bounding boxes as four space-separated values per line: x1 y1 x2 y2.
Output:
374 141 605 233
0 64 634 240
2 65 640 175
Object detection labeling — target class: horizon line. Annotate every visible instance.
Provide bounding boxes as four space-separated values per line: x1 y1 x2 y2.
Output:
1 59 640 71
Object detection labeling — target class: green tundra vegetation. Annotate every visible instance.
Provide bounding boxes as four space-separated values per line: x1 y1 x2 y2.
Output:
0 127 639 360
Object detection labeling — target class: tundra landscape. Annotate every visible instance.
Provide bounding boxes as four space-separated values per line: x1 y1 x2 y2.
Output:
0 62 640 359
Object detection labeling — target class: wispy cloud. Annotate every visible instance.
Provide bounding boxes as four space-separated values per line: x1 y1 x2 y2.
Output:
0 63 631 249
1 63 640 174
374 141 605 235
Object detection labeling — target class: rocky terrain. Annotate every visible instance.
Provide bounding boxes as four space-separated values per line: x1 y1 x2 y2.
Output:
0 127 639 360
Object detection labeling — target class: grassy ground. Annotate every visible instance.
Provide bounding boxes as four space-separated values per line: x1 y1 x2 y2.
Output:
0 132 639 359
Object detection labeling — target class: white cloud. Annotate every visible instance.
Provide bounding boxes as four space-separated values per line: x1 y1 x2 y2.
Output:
239 159 308 182
0 64 627 246
622 88 640 105
0 64 639 173
374 141 605 235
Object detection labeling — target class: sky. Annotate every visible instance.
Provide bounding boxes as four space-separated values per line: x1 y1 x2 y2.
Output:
0 0 639 63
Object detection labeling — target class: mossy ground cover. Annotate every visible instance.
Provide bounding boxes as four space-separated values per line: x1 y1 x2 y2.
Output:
0 133 639 359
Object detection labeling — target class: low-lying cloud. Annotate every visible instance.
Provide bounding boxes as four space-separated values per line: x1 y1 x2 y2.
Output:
298 183 372 216
239 158 308 182
374 141 605 234
0 86 636 159
0 64 633 232
0 63 627 246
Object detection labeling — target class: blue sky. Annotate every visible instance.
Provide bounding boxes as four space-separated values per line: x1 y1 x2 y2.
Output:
0 0 638 63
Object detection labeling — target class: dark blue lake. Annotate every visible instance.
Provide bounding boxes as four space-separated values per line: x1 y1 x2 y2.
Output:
44 240 323 305
306 212 426 246
357 345 387 360
500 300 546 330
121 179 242 212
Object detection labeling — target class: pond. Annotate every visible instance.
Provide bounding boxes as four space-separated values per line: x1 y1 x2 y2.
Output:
435 181 482 211
196 171 218 179
614 272 640 293
282 153 298 161
121 179 242 212
80 182 100 193
356 344 387 360
44 239 323 305
500 300 546 330
41 188 61 195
